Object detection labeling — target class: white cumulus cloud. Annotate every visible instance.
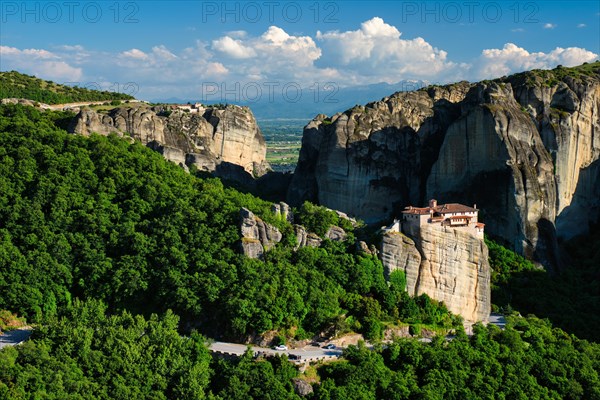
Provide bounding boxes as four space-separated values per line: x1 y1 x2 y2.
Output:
475 43 598 79
212 36 256 59
314 17 461 83
209 25 323 83
151 45 177 61
0 46 82 81
121 48 149 60
544 23 557 29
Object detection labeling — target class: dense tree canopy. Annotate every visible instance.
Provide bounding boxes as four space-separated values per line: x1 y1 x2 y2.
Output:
315 317 600 400
487 235 600 341
1 302 598 399
0 102 599 399
0 104 454 342
0 300 212 399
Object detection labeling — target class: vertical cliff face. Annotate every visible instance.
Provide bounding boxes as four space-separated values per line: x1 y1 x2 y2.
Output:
287 82 471 223
69 104 269 176
426 82 558 265
506 73 600 240
380 226 491 323
202 107 268 175
290 63 600 269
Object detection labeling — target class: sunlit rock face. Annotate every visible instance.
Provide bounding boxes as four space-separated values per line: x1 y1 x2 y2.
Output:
380 226 491 324
290 66 600 270
70 104 269 176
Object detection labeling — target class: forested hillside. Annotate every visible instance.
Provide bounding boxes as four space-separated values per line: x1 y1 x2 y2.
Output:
1 300 598 399
0 103 599 399
0 71 134 104
0 103 456 342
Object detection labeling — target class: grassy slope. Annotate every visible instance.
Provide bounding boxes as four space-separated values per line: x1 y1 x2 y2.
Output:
0 70 135 104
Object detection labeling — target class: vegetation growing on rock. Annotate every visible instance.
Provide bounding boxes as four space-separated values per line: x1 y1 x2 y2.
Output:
488 234 600 342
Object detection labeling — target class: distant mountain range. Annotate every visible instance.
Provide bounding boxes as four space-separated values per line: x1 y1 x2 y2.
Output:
154 80 429 120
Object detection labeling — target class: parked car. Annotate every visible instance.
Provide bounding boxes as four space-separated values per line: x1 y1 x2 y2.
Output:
288 354 302 360
324 343 336 349
273 344 288 351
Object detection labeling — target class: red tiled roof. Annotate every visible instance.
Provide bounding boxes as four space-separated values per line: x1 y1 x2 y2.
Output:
434 203 478 214
476 222 485 228
401 207 430 215
402 202 478 215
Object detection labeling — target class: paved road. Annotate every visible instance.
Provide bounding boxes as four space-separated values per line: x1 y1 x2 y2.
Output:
0 313 507 354
210 341 343 361
0 328 33 350
489 313 507 329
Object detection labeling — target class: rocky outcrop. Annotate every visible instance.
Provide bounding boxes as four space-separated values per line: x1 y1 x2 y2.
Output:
356 240 377 255
380 226 491 323
1 98 50 108
382 325 411 340
239 208 282 259
69 104 269 176
290 63 600 269
292 379 314 397
237 203 351 257
238 204 350 258
287 81 470 223
294 225 323 249
325 226 347 241
271 202 294 224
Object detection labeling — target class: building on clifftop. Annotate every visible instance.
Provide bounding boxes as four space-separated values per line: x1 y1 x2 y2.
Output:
380 199 491 325
394 199 485 239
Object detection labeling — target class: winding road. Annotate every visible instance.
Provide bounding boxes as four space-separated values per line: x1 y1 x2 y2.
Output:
0 314 507 356
209 341 343 362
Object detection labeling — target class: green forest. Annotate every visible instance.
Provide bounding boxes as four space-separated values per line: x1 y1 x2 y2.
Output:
0 102 599 398
487 235 600 341
0 103 456 342
1 300 598 399
0 71 135 104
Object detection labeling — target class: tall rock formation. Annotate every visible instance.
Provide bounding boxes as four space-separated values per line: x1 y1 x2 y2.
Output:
380 226 491 323
289 63 600 269
426 82 558 265
287 82 471 223
506 71 600 244
69 104 269 176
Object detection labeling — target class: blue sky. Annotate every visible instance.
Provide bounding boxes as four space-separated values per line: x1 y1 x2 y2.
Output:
1 1 599 101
